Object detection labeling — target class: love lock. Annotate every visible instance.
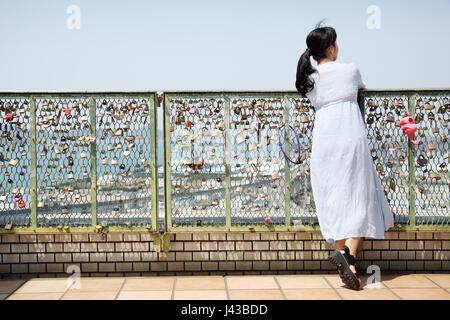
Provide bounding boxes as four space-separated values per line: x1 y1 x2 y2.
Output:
386 112 395 123
431 120 439 134
14 193 23 202
428 142 437 151
389 178 396 192
64 169 74 180
8 159 18 167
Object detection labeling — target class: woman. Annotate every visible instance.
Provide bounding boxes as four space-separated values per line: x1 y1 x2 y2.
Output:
295 26 394 290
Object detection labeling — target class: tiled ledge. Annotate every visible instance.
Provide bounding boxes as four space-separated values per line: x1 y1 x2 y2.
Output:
0 231 449 278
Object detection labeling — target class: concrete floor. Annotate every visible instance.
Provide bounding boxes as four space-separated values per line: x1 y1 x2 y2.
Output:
1 273 449 300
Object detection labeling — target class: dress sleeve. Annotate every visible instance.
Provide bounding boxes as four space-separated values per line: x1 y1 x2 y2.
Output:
352 63 366 89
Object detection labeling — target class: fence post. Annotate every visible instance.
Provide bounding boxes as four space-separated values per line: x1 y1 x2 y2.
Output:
224 94 231 230
163 94 172 231
407 93 416 227
89 97 97 227
283 96 291 229
150 94 159 231
30 96 37 228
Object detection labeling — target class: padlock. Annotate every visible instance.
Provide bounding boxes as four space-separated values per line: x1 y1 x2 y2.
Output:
300 112 310 123
67 171 74 180
431 120 439 134
423 102 434 110
415 113 423 123
389 178 396 192
417 154 428 167
386 112 395 123
429 171 440 179
428 143 437 151
8 159 18 167
366 114 375 125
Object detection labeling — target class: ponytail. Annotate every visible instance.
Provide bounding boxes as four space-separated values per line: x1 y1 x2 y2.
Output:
295 48 317 96
295 25 337 96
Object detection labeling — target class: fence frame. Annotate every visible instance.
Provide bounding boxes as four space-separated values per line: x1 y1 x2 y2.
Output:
0 88 449 233
0 91 159 232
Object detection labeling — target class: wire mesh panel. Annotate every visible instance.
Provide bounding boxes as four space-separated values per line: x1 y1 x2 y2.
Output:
0 98 31 226
228 95 286 226
361 95 410 224
167 96 226 227
95 96 155 227
35 98 92 227
287 96 317 225
413 95 449 225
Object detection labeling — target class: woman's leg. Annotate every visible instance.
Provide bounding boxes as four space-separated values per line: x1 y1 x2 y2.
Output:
344 237 361 285
329 237 361 288
335 238 361 275
344 237 360 257
335 239 346 251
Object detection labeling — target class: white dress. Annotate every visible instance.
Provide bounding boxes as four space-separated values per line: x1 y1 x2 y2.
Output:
305 61 394 245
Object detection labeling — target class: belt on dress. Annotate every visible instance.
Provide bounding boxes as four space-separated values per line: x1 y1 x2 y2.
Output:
315 96 357 111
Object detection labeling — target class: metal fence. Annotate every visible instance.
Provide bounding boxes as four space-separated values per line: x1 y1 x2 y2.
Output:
0 93 159 230
0 89 448 231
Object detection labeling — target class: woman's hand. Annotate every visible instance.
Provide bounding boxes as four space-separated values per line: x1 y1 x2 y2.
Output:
357 88 364 106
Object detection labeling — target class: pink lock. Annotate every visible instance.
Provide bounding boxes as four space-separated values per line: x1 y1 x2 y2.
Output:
400 112 419 145
188 107 196 115
5 113 13 121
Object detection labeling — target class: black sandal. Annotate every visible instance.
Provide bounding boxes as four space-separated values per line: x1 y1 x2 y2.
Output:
328 246 361 290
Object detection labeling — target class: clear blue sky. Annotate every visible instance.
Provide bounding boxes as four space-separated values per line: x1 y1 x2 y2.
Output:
0 0 449 91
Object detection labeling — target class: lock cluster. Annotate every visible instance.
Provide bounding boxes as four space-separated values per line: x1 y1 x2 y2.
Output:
363 96 449 224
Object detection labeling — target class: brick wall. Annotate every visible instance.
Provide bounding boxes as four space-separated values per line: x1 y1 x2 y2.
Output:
0 231 449 279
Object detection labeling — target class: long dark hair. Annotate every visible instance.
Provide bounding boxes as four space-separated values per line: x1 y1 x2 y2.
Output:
295 25 337 95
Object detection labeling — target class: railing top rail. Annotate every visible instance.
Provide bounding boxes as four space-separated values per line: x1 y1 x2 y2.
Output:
162 88 450 94
0 88 449 95
0 91 160 94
